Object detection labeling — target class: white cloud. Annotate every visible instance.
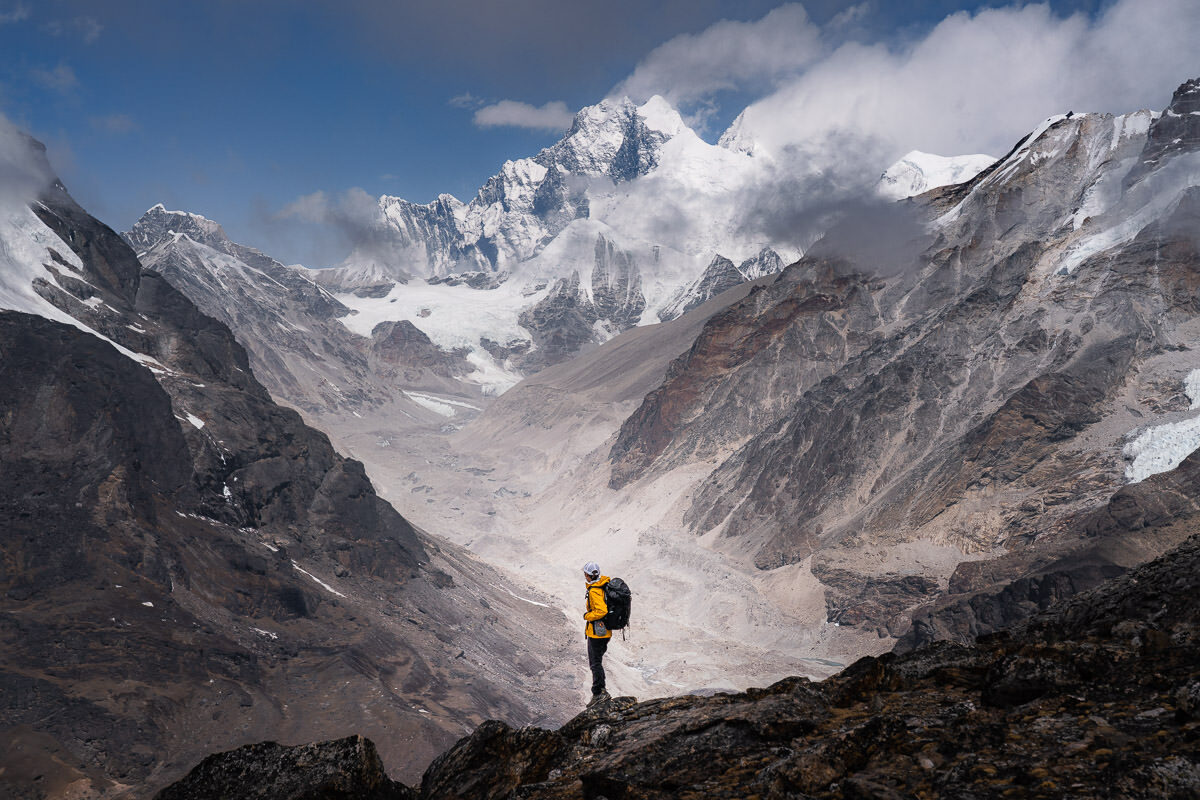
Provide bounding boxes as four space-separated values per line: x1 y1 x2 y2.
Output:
277 190 333 223
602 0 1200 255
0 114 53 212
0 4 29 25
30 63 78 93
611 4 824 108
90 114 137 134
44 16 103 43
274 187 406 267
449 92 485 110
473 100 574 132
726 0 1200 167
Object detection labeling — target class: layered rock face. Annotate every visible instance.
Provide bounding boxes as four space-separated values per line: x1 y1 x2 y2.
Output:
0 146 576 798
160 529 1200 798
607 80 1200 638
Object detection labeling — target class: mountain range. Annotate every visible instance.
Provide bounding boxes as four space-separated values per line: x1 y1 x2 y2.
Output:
3 65 1200 799
0 136 580 796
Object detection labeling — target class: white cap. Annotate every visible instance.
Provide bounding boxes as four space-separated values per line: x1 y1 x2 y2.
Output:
582 561 600 578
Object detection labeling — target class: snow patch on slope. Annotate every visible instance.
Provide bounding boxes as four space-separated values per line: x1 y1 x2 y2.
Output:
1057 150 1200 275
1124 415 1200 483
0 203 169 371
1124 370 1200 483
1186 369 1200 409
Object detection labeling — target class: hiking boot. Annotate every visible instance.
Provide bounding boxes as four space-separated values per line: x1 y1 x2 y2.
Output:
587 691 611 708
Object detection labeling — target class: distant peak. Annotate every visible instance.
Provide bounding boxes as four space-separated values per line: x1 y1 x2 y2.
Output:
140 203 217 224
637 95 685 136
126 203 229 252
878 151 996 200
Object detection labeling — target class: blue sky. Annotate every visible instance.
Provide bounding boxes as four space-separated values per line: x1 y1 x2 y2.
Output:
4 0 1192 266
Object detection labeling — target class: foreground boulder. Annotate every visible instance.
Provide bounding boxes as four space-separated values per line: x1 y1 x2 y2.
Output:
154 736 413 800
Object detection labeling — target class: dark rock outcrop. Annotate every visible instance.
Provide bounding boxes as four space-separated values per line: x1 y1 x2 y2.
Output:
1125 77 1200 187
369 320 473 382
896 425 1200 652
154 736 414 800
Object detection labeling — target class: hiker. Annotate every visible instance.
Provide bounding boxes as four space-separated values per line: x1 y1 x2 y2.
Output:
582 561 612 706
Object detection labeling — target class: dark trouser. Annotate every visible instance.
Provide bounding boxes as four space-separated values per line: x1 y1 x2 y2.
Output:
587 636 609 696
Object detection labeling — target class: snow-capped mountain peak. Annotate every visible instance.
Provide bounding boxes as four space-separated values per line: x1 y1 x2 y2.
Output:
716 108 757 157
637 95 686 137
125 204 229 254
877 150 997 199
536 95 687 183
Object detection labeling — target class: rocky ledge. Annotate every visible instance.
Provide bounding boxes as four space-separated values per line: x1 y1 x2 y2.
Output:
161 532 1200 799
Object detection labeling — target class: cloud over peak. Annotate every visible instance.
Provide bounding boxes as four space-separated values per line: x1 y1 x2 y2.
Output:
611 4 824 109
473 99 575 132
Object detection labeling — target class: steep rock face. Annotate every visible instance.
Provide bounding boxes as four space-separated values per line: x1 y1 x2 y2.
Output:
126 207 482 414
1125 77 1199 187
658 255 746 322
588 235 645 331
169 530 1200 798
610 260 886 490
515 235 646 370
612 84 1200 638
0 149 577 798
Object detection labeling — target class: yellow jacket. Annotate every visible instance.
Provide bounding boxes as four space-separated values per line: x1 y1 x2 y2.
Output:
584 576 612 639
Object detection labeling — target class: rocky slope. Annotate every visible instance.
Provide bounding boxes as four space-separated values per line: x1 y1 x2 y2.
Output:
600 78 1200 640
157 525 1200 798
125 205 480 417
0 138 579 799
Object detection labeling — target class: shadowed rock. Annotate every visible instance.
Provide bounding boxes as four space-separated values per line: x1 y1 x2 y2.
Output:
154 736 414 800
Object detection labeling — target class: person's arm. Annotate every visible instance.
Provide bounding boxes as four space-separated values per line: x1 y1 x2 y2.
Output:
584 586 608 621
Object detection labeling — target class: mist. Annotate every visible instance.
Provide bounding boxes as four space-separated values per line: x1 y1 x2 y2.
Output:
261 188 401 270
0 116 54 213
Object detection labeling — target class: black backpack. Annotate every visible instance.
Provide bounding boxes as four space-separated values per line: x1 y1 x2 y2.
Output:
603 578 632 630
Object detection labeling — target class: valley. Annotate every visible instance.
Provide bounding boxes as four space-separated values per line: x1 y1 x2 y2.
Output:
2 3 1200 793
